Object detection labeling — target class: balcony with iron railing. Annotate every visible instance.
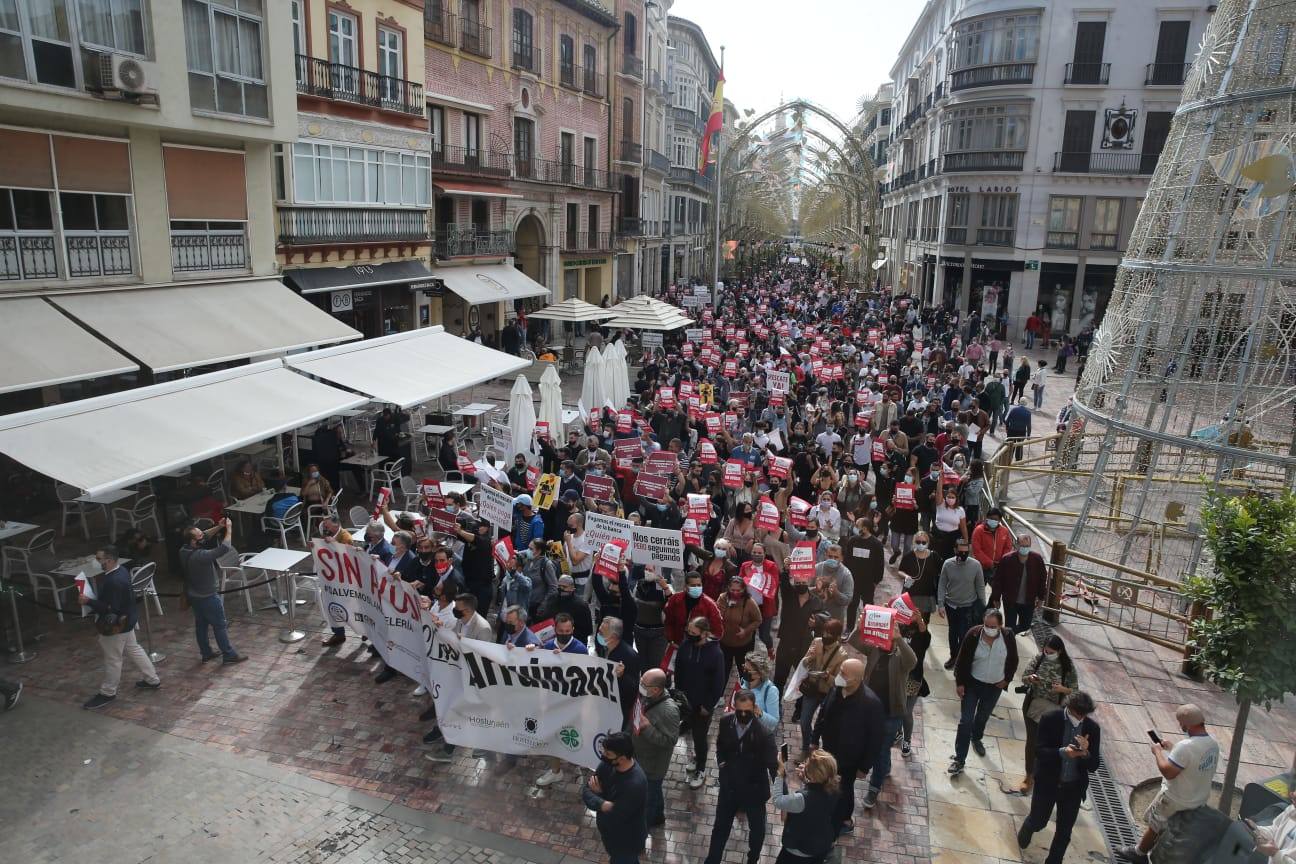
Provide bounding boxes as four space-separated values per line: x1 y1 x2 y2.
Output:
943 150 1026 172
170 228 248 273
513 157 619 190
458 17 492 58
1046 230 1079 249
618 216 644 237
0 234 58 280
512 42 541 75
949 61 1035 91
560 64 604 97
945 227 967 245
0 231 136 281
1064 62 1110 85
621 53 643 79
933 82 945 102
560 230 614 252
434 226 514 258
295 54 424 116
618 140 642 163
425 7 453 45
672 105 697 125
1053 151 1158 175
977 228 1015 246
431 143 512 177
277 207 429 245
1146 62 1189 85
646 149 670 174
669 165 713 192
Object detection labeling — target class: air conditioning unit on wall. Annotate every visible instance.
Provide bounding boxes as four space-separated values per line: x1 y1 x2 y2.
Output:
93 52 159 97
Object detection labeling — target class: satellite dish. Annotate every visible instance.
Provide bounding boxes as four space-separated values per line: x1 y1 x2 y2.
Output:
871 258 888 271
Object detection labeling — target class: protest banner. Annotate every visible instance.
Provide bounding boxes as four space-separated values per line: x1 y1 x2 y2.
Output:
641 331 663 349
582 474 616 502
856 605 896 650
699 382 715 406
629 525 685 569
723 359 738 377
477 484 514 530
593 539 628 579
533 472 559 509
420 479 446 510
428 507 458 535
722 460 745 489
788 496 812 528
313 540 621 769
685 328 704 342
656 386 676 409
633 472 671 501
755 497 780 531
686 493 711 522
373 487 392 519
585 512 634 548
788 542 816 582
493 535 515 566
768 456 792 479
697 439 719 464
681 342 694 359
682 517 703 546
612 438 641 463
766 369 790 393
888 592 917 625
769 390 785 407
679 380 696 397
525 464 541 491
646 451 680 476
893 483 917 510
871 440 887 462
616 411 633 433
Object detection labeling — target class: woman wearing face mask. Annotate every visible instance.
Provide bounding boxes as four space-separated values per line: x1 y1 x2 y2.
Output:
1018 635 1078 792
887 469 921 564
898 532 940 619
795 618 847 758
814 493 843 542
931 473 968 562
740 652 781 733
299 463 334 507
718 575 763 683
722 504 757 560
960 460 986 528
836 468 872 523
898 614 932 757
685 536 737 601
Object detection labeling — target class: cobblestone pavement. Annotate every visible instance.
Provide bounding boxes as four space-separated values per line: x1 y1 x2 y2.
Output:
0 694 567 864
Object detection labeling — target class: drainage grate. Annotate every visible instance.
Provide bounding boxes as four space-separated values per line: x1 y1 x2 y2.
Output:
1029 617 1142 859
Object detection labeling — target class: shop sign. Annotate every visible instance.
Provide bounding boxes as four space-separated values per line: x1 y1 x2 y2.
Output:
329 289 354 313
562 258 609 267
1025 260 1040 271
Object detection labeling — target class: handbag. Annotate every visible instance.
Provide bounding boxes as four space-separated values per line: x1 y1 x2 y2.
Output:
798 643 841 698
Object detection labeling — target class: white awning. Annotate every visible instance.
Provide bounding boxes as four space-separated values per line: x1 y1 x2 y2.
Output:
0 298 138 394
50 279 361 373
429 263 550 305
0 361 365 496
286 326 529 408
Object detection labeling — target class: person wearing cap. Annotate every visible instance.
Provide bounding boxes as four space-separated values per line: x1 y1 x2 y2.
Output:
511 493 545 551
536 574 594 645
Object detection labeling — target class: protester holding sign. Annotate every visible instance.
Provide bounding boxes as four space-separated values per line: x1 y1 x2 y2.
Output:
853 613 918 809
717 575 762 683
662 571 724 645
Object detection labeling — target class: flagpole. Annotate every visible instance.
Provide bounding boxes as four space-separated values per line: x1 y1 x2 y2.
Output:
711 45 724 302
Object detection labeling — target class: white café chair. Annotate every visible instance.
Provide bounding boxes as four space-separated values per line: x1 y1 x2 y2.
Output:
347 505 371 532
56 482 102 539
369 457 405 500
206 468 227 504
261 501 307 549
110 494 163 540
129 561 164 616
218 551 273 615
398 475 423 511
307 489 343 539
6 529 75 622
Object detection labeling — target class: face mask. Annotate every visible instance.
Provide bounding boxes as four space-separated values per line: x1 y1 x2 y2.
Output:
822 634 838 645
713 548 728 559
656 503 668 511
310 471 320 479
913 542 928 552
983 626 1000 637
420 553 434 564
833 674 847 688
945 497 957 507
735 710 753 723
452 608 464 619
985 518 999 529
445 505 458 514
556 634 572 646
639 684 652 698
595 633 608 647
820 502 831 510
686 632 702 643
805 529 818 538
1042 651 1059 662
1018 547 1030 557
602 755 620 766
847 474 858 484
559 588 574 597
686 586 703 599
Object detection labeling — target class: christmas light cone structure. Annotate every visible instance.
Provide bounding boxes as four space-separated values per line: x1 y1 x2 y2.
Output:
1044 0 1296 584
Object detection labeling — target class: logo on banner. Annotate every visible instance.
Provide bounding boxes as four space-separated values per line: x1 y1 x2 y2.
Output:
561 727 582 750
327 601 348 625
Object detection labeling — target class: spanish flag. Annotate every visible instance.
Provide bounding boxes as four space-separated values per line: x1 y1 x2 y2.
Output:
698 71 725 174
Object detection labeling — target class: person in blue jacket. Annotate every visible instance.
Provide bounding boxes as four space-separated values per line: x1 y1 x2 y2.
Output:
512 494 546 550
674 615 726 789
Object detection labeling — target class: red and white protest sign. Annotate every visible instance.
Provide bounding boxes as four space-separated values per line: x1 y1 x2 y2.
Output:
613 438 642 463
633 472 671 501
768 456 792 479
686 493 711 523
871 440 887 462
525 464 541 491
529 617 556 644
788 541 817 582
856 605 896 651
373 487 392 519
723 359 738 377
682 343 694 359
657 386 676 409
788 496 812 528
697 439 719 464
428 507 458 535
421 478 446 510
893 483 917 510
755 497 781 531
703 413 722 436
722 460 745 489
682 518 703 546
616 412 634 434
583 474 616 502
457 452 477 474
888 592 917 625
646 451 680 476
534 421 551 441
679 380 696 397
592 539 628 579
492 535 515 566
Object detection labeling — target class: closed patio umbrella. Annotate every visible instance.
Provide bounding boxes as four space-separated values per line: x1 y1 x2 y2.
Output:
581 345 607 415
507 374 537 464
538 364 564 447
607 340 631 408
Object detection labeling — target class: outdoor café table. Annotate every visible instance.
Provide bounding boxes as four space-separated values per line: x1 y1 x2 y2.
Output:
438 480 477 499
452 403 496 441
225 486 301 515
341 452 386 494
0 521 38 544
241 547 311 617
76 488 134 506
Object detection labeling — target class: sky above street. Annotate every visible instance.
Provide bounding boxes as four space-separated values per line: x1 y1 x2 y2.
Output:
666 0 920 123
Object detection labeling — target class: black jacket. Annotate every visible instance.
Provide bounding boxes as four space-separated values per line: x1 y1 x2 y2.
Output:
88 564 138 631
1034 708 1101 797
811 684 885 770
714 713 778 805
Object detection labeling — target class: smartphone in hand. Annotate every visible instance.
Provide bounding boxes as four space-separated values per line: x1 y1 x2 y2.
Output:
780 743 789 763
1146 729 1162 745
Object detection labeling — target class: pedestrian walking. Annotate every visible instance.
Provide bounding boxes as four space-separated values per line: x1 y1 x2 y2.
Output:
1017 691 1101 864
80 545 160 710
772 749 841 864
179 518 247 665
581 732 649 864
949 608 1018 775
702 689 779 864
937 538 986 667
989 533 1048 635
675 616 726 789
1018 635 1079 792
855 616 918 808
632 669 679 828
809 657 885 836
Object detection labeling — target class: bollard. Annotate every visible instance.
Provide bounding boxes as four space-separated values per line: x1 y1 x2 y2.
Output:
6 586 35 664
278 571 305 644
138 587 166 664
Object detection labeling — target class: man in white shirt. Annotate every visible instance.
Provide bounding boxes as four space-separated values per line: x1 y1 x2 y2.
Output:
1116 704 1220 864
815 427 842 458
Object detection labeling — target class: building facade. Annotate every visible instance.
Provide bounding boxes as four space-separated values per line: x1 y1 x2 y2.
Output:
878 0 1210 339
664 15 717 287
637 0 671 295
0 0 297 406
609 0 644 299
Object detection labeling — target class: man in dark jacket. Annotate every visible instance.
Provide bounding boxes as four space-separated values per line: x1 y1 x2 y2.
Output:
841 518 885 630
703 689 779 864
537 575 595 644
80 545 160 710
674 616 726 788
597 616 641 730
811 657 885 835
581 731 648 863
634 668 680 827
1018 691 1102 864
988 533 1049 634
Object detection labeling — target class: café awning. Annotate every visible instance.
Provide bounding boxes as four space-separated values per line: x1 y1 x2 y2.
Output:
0 361 365 495
0 297 138 394
285 326 529 408
283 260 439 295
434 180 523 199
430 263 550 305
50 279 361 373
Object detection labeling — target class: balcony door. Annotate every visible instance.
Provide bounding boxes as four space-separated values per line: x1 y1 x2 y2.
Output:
1142 111 1173 173
1152 21 1190 83
560 36 574 86
377 28 403 103
1060 110 1095 172
328 10 358 95
1071 22 1105 83
514 118 534 178
560 132 575 183
583 137 597 185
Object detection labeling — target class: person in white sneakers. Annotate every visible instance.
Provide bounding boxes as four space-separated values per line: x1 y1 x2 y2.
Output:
534 613 589 787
